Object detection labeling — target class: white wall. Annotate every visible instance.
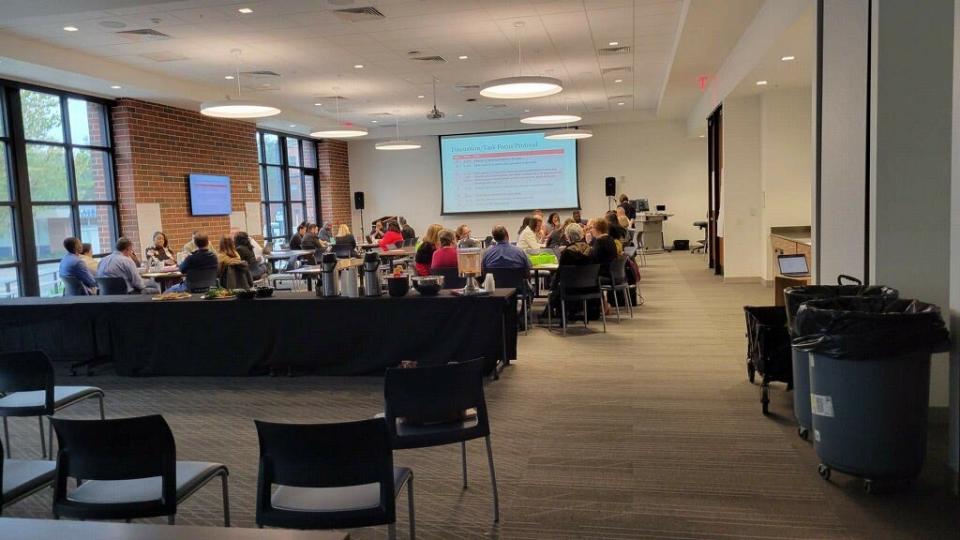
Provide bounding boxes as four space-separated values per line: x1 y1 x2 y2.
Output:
950 0 960 484
348 121 706 244
760 88 813 280
720 95 763 279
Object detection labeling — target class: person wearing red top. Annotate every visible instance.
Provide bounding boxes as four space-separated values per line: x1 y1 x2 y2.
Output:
378 221 404 251
430 229 459 270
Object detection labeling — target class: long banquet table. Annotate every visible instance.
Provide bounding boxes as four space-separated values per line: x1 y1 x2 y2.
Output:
0 290 517 377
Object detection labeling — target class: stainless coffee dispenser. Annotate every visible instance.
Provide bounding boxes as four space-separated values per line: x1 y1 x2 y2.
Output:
363 252 382 297
319 252 339 297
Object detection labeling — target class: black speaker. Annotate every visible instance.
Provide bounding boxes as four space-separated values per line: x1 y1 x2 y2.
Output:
354 191 365 210
605 177 616 197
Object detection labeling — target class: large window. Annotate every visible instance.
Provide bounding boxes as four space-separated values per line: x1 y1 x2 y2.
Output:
0 81 118 297
257 131 318 244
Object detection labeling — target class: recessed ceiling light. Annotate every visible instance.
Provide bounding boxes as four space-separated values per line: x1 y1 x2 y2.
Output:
608 41 619 46
456 114 463 117
110 85 122 89
458 55 468 60
617 101 625 106
523 109 530 112
756 80 768 86
417 95 425 99
238 7 253 14
614 79 623 83
353 64 364 69
314 103 323 106
63 26 79 32
781 55 795 61
371 120 378 123
699 134 705 138
224 75 235 80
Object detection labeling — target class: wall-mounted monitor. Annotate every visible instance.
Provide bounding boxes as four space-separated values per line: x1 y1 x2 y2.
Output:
439 129 579 214
188 174 231 216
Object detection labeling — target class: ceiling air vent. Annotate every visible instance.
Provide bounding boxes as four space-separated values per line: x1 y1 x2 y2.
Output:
115 28 171 42
241 70 281 77
333 6 386 22
598 45 631 56
139 51 188 62
601 66 633 76
318 95 348 101
484 104 507 110
411 56 446 63
454 84 480 92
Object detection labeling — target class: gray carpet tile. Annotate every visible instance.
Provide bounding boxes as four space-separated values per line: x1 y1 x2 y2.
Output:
2 253 956 539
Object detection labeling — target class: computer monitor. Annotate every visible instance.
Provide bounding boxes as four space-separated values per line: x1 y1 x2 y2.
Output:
632 199 649 212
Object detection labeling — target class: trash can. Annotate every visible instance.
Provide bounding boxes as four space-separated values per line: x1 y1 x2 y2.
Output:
793 297 949 492
782 277 897 440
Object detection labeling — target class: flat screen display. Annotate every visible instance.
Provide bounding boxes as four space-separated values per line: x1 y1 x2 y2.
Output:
189 174 231 216
440 130 579 214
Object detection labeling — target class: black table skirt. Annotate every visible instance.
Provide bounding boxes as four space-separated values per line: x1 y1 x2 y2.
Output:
0 290 517 376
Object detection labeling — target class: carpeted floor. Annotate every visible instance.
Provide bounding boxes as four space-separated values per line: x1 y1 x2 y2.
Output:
3 253 957 539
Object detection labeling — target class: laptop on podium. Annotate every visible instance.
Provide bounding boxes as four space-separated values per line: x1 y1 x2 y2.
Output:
777 254 810 278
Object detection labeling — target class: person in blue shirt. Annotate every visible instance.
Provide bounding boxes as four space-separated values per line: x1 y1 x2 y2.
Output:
481 226 531 272
97 237 147 293
58 237 96 294
167 234 218 292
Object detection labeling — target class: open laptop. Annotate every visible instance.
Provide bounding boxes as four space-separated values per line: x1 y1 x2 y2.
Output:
777 254 810 277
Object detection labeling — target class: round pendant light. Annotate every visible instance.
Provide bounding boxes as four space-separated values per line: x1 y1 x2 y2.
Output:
375 140 421 150
544 127 593 140
520 113 582 125
310 94 367 138
200 50 280 119
480 23 563 100
200 99 280 119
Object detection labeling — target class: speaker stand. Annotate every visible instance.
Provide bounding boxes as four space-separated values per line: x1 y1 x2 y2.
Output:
359 208 365 241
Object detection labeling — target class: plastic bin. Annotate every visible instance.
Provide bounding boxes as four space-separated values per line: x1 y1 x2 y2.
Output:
794 297 949 492
782 276 897 440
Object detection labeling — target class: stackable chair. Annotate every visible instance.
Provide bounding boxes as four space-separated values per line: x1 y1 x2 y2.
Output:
600 255 634 321
548 263 606 336
95 277 128 295
383 359 499 523
431 267 466 289
50 415 230 526
184 266 219 293
61 276 90 296
254 418 414 539
0 438 55 515
0 350 104 459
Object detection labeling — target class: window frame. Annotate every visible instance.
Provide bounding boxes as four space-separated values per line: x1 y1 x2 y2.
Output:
257 130 319 244
1 78 119 297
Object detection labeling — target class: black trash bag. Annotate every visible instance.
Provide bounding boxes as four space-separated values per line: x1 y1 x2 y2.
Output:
783 285 898 336
793 297 950 360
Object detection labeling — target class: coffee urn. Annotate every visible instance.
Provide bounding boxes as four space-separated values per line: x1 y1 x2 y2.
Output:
340 265 359 298
319 252 339 297
363 252 382 297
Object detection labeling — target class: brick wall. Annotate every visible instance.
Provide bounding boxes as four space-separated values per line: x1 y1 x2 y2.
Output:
317 139 353 232
112 99 261 254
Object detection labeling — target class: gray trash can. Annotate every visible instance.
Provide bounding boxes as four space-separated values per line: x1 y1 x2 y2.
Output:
782 277 897 440
794 297 949 492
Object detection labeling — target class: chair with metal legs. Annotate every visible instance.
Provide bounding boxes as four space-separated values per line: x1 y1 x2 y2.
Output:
383 359 499 523
0 350 105 459
600 255 633 322
0 438 55 515
548 264 606 336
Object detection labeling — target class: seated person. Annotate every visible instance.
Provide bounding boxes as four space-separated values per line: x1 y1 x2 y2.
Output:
415 224 442 276
547 223 595 319
430 229 459 271
181 230 202 254
289 222 306 250
333 224 358 256
572 210 586 226
615 206 631 230
79 242 99 275
169 234 218 292
544 212 561 234
516 216 543 252
455 224 472 244
145 231 176 265
378 221 404 251
59 237 96 293
482 225 531 271
546 218 574 249
592 219 619 277
235 231 266 279
399 216 416 240
370 220 385 240
97 237 149 293
318 221 334 243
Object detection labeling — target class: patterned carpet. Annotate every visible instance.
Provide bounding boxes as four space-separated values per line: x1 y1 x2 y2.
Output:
2 253 956 539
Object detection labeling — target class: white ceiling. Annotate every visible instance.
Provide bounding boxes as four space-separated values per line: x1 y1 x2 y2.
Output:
0 0 687 136
728 4 813 98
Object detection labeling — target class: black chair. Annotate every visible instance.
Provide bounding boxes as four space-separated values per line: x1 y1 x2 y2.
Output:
221 262 253 289
333 244 355 259
0 351 104 459
184 266 219 293
61 276 90 296
51 415 230 526
431 267 466 289
600 255 633 321
402 238 416 247
95 276 128 295
383 359 499 523
254 418 414 539
549 263 606 336
484 267 531 334
0 438 55 515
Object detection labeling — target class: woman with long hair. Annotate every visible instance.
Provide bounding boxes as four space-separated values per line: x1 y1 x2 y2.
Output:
415 223 443 276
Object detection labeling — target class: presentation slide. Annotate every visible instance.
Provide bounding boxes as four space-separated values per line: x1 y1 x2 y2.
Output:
189 174 232 216
440 130 579 214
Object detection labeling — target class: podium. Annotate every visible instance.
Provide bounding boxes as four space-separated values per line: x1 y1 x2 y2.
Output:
637 212 673 253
